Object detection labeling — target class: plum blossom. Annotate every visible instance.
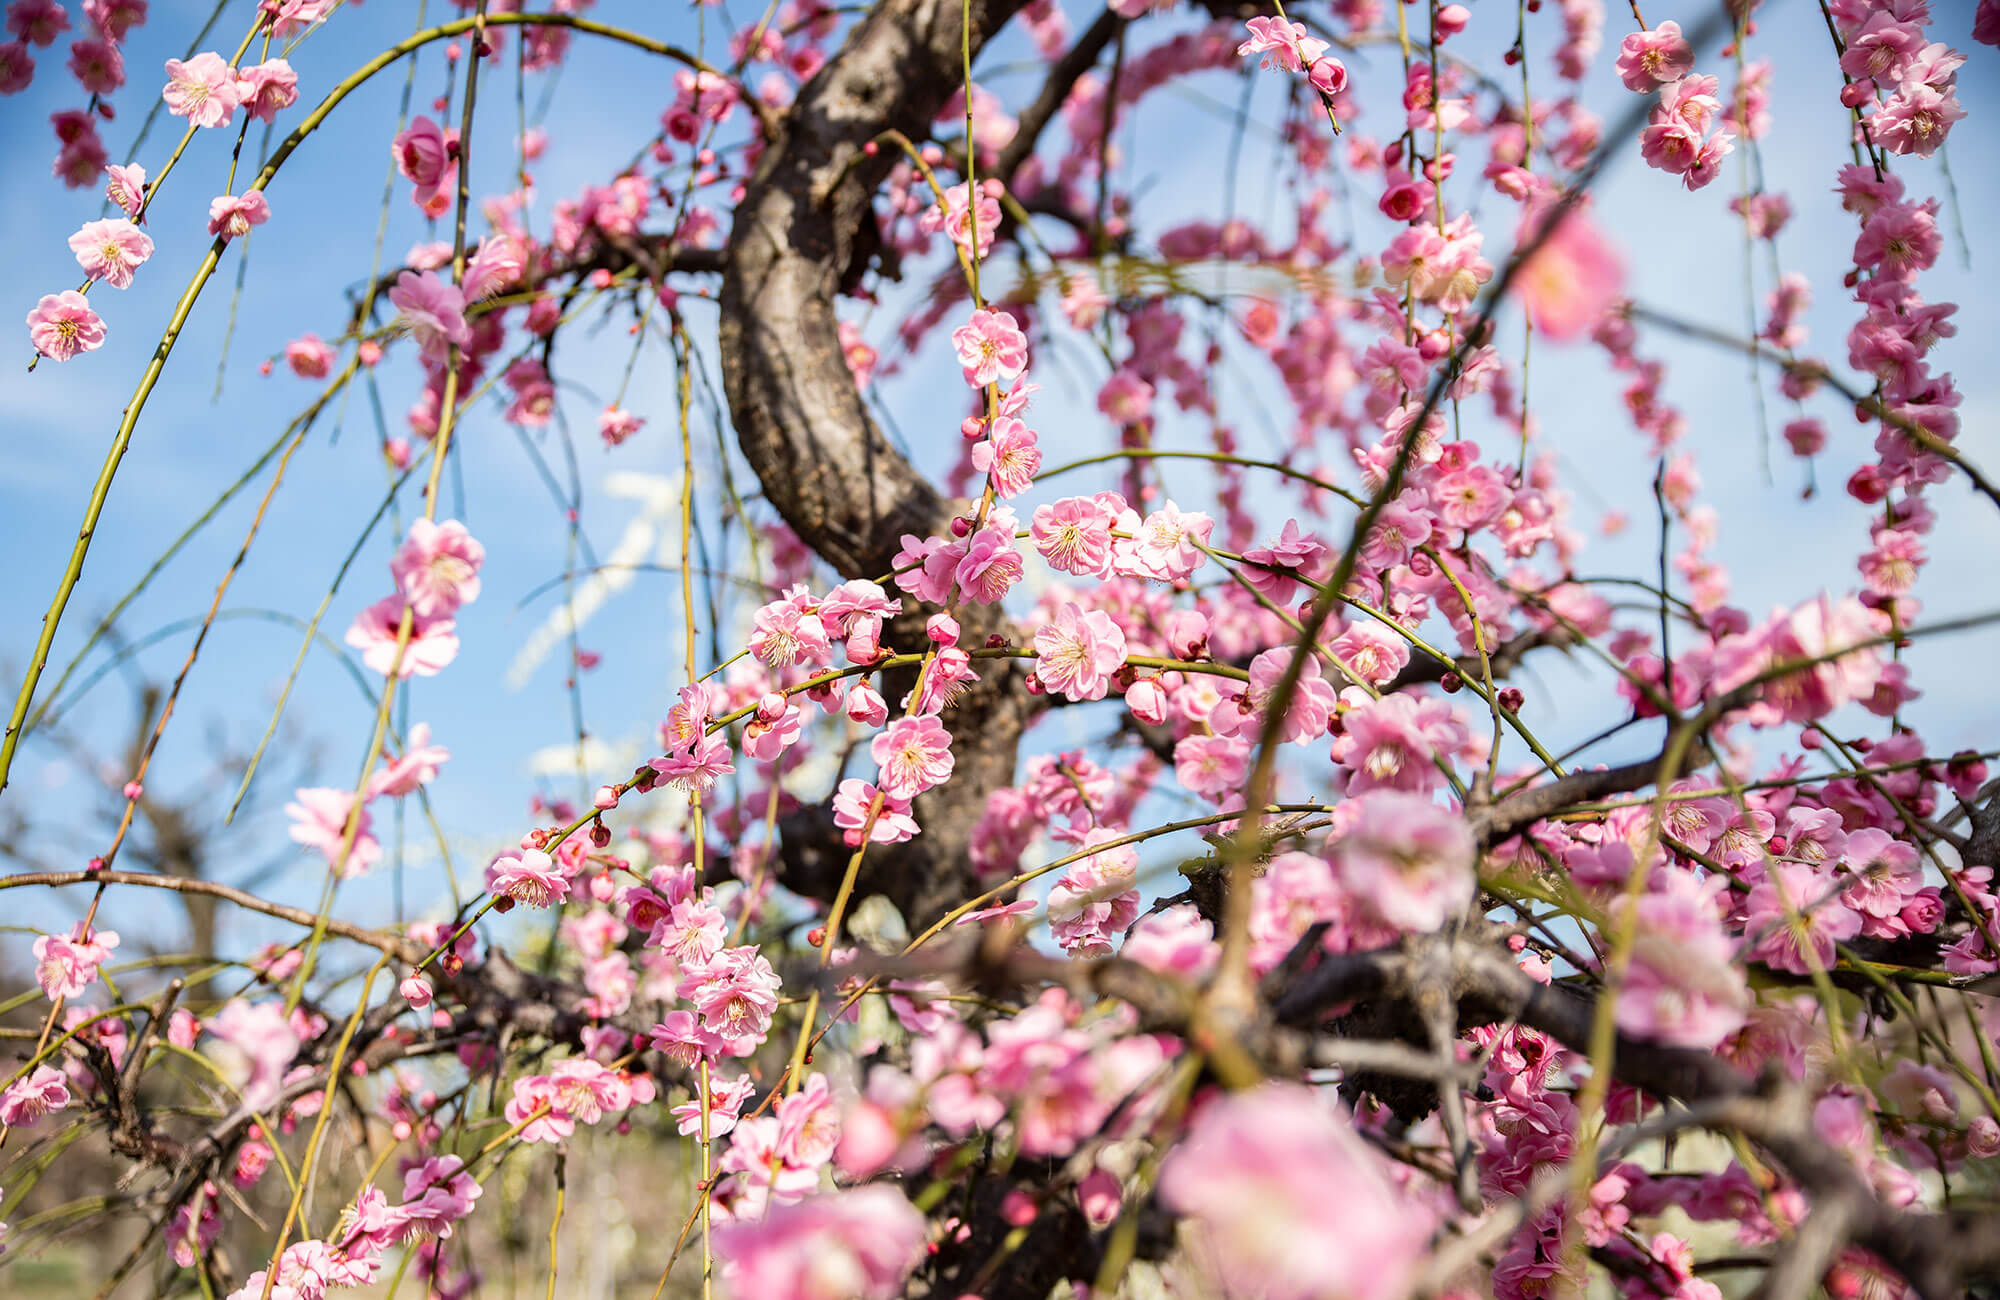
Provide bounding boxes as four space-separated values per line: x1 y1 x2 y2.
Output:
33 926 120 1001
1047 831 1141 957
1332 791 1475 932
832 778 920 846
206 190 271 239
1618 871 1749 1048
1033 602 1127 702
1031 494 1120 578
870 716 954 800
286 787 382 877
67 218 153 289
344 595 459 678
712 1187 926 1300
391 519 485 618
103 161 145 217
1159 1083 1431 1300
1616 21 1694 90
163 51 239 128
969 415 1041 498
285 334 334 378
26 290 105 362
1745 862 1862 975
388 269 470 358
206 1001 301 1111
0 1066 72 1127
368 723 449 798
488 849 570 908
685 946 782 1055
1237 16 1328 73
235 58 297 122
951 307 1028 387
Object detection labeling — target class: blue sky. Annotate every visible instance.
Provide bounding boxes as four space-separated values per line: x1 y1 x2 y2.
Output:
2 0 1997 958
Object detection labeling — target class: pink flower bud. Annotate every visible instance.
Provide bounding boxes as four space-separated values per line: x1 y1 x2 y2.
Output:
400 972 434 1008
1127 677 1169 726
1079 1167 1123 1227
835 1101 901 1178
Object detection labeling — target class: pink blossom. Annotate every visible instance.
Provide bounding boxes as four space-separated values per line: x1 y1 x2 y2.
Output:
1619 871 1748 1047
1159 1083 1431 1300
870 716 954 800
391 115 458 211
1175 733 1249 799
1048 831 1141 958
1515 200 1624 341
1616 21 1694 90
284 333 334 378
285 787 381 877
1122 500 1213 582
344 595 460 678
368 722 449 798
920 178 1003 261
684 946 782 1055
205 189 270 240
235 58 297 123
391 518 485 618
387 269 470 358
672 1070 756 1136
67 36 123 93
1871 81 1965 158
599 406 644 446
103 161 145 217
712 1186 926 1300
954 526 1024 604
650 731 736 794
1237 16 1328 73
749 587 831 667
1712 594 1885 724
1745 862 1862 975
6 0 67 45
33 926 119 1000
969 415 1041 498
26 289 106 362
951 307 1029 387
651 893 728 969
1034 602 1127 703
1334 691 1463 795
1333 791 1475 932
0 40 33 94
775 1072 841 1169
207 1000 300 1111
400 1155 483 1238
833 778 920 846
1 1064 72 1126
488 849 570 908
1211 646 1338 745
1241 519 1329 604
163 51 239 128
1329 621 1412 687
85 0 146 41
1031 494 1120 578
1123 903 1218 978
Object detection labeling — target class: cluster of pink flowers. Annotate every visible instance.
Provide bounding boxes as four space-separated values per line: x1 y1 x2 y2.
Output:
18 1 2000 1297
1615 23 1735 189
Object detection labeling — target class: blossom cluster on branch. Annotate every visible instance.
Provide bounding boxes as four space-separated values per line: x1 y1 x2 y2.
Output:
5 0 2000 1297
